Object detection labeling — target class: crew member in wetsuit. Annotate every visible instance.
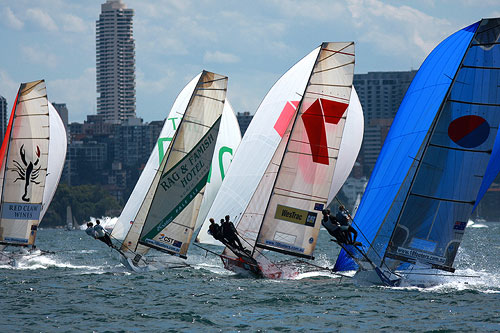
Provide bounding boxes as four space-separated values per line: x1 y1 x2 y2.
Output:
85 222 96 238
321 209 346 244
221 215 245 252
94 220 114 247
208 218 224 242
336 206 359 245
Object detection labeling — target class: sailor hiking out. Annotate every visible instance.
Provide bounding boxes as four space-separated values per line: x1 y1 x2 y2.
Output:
85 222 96 238
221 215 247 252
208 218 224 242
321 209 346 244
94 220 114 247
336 206 360 246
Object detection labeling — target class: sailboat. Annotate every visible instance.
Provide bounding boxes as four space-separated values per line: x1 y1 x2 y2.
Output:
334 18 500 286
197 42 359 278
0 80 67 264
110 71 241 271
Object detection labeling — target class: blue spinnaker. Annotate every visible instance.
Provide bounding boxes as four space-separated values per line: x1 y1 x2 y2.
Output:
335 22 480 271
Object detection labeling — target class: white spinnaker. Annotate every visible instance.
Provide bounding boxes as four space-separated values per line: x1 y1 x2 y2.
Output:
0 80 49 246
194 101 241 233
197 47 319 246
111 73 201 241
40 102 67 221
327 87 363 204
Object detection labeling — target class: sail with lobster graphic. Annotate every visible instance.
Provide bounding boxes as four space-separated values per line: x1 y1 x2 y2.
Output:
0 80 67 247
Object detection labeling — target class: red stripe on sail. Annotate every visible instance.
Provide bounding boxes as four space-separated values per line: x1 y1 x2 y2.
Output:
302 99 329 165
274 101 299 137
0 92 19 171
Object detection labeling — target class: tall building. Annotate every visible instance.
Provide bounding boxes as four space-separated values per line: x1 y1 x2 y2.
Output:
96 0 136 124
0 96 7 143
353 70 417 173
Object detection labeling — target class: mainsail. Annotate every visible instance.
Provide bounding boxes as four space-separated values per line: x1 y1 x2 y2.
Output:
0 80 67 247
119 71 228 259
335 18 500 274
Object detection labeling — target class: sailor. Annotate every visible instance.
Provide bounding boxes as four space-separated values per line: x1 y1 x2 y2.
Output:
321 209 346 244
94 220 114 247
85 222 96 239
208 218 224 242
336 206 359 245
221 215 245 252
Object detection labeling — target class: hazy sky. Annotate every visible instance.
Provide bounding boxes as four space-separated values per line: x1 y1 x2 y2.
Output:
0 0 498 123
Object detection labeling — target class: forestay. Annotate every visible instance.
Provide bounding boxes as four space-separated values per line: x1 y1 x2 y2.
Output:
336 18 500 273
254 42 355 259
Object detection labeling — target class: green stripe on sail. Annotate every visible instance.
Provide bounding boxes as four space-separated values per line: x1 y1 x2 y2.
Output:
141 173 208 241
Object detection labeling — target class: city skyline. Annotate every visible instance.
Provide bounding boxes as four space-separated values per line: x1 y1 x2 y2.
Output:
0 0 498 123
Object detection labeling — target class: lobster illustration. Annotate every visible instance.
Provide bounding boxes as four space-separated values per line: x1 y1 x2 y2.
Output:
12 144 41 202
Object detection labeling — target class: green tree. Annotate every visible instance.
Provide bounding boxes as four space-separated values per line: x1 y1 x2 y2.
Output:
41 184 121 227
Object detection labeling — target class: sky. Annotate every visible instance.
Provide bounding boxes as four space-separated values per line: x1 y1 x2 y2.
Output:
0 0 499 123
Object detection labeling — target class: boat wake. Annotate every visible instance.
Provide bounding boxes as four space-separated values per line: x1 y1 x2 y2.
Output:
390 268 500 293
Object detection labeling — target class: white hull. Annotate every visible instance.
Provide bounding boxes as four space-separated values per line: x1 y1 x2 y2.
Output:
119 255 151 273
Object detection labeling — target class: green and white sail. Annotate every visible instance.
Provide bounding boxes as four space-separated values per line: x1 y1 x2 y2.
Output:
124 71 227 259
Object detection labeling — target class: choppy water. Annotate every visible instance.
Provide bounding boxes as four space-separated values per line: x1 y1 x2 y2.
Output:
1 222 499 332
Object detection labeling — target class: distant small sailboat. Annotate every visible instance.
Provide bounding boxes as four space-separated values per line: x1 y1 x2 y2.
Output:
197 42 360 278
334 18 500 286
0 80 67 264
109 71 241 271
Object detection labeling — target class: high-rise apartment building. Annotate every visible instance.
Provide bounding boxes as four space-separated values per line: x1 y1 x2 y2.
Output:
353 70 417 173
96 0 136 124
0 96 7 144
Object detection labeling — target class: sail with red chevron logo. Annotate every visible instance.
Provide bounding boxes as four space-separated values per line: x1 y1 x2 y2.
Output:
213 42 358 278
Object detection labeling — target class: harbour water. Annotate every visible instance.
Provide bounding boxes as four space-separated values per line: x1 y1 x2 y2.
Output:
1 222 499 332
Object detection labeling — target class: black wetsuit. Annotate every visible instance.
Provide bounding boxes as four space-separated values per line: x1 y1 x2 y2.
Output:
322 215 346 244
336 211 358 244
208 223 224 242
221 221 244 251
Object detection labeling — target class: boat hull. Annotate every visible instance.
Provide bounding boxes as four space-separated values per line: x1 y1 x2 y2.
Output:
119 255 150 273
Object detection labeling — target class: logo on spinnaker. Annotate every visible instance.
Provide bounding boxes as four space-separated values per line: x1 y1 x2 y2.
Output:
12 144 41 202
448 115 490 148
